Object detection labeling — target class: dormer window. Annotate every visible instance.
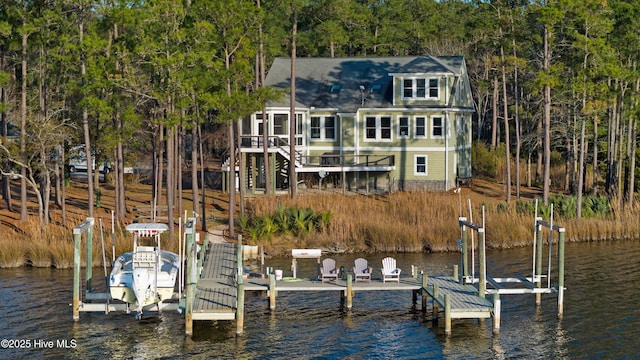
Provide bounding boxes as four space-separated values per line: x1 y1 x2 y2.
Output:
402 77 439 100
329 84 341 93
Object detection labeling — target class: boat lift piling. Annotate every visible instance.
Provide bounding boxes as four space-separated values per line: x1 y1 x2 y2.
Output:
457 202 566 331
533 204 565 319
73 217 95 321
184 217 198 335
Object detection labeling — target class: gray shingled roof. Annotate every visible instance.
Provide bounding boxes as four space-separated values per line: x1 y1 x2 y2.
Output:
264 55 464 113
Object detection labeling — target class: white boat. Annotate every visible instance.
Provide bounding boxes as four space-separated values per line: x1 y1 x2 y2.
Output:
109 223 180 318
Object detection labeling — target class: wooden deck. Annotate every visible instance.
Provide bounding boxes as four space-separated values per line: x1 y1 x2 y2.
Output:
193 242 494 330
423 277 494 319
244 277 423 291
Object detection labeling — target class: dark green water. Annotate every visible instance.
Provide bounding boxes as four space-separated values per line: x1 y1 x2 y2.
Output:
1 241 639 359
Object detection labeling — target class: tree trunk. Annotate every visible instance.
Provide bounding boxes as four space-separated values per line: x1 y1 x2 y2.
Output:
492 76 498 149
191 120 199 216
20 5 28 221
577 117 586 218
510 9 521 199
257 0 272 195
227 121 236 239
198 124 207 232
542 24 552 205
166 124 175 240
177 122 183 221
79 22 95 217
1 50 12 211
592 115 598 195
500 41 511 203
289 3 298 199
237 117 245 216
629 117 636 208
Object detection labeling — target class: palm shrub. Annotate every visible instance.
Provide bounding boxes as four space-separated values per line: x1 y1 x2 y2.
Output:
240 205 331 242
273 205 292 234
583 195 610 217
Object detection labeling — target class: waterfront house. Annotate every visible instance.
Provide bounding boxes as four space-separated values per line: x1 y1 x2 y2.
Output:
229 54 475 193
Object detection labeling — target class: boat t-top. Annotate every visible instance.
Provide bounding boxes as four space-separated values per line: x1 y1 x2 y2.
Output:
109 223 180 319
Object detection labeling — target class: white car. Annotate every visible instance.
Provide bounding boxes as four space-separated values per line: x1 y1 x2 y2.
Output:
68 145 111 174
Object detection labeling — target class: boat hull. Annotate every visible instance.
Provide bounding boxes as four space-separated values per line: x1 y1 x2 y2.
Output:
109 249 180 307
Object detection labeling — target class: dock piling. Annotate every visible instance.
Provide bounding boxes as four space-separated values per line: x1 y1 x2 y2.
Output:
236 235 244 335
444 294 451 335
493 293 501 334
421 274 428 312
72 218 95 322
269 274 276 310
185 218 197 335
346 274 353 309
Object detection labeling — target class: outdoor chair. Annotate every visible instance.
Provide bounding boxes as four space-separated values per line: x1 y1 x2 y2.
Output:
381 257 401 283
320 258 339 282
353 258 372 282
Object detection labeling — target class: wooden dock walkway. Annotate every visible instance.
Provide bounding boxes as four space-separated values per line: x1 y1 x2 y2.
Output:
191 242 237 320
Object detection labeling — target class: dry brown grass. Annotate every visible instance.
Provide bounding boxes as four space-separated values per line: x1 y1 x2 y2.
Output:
246 185 640 255
2 177 640 267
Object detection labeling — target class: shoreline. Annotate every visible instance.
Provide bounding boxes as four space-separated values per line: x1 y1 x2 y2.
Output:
1 229 638 269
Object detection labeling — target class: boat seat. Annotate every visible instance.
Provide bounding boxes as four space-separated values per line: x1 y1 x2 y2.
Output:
133 251 157 268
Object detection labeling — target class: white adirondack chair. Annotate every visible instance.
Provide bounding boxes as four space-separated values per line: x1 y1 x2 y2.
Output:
353 258 372 282
381 257 401 283
320 258 339 282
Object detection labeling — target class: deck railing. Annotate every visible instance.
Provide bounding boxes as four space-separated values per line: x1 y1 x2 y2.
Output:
239 135 394 168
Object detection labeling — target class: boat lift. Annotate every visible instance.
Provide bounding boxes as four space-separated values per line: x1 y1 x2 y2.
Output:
457 200 566 330
72 216 200 320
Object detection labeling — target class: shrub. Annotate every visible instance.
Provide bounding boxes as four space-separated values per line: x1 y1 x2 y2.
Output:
472 141 497 178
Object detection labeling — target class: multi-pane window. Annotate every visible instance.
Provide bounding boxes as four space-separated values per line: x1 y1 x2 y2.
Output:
402 77 440 99
415 117 426 138
403 79 413 98
381 116 391 139
273 114 288 135
431 116 444 138
365 116 392 141
428 79 439 98
311 117 321 139
310 115 336 141
415 155 428 176
416 79 426 98
325 116 335 139
398 116 410 138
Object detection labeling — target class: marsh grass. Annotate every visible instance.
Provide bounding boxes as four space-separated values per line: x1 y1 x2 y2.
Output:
0 219 135 268
2 190 640 267
0 239 26 268
246 191 640 255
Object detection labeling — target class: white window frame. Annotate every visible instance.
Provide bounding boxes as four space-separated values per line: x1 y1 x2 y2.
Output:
402 77 440 100
309 115 336 141
364 115 392 142
414 116 427 139
414 155 428 176
397 116 410 139
431 115 445 139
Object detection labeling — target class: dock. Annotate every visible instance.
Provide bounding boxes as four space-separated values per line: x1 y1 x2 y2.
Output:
186 240 495 335
72 207 566 338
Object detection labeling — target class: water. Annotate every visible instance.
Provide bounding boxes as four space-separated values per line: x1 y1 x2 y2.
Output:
1 241 639 359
